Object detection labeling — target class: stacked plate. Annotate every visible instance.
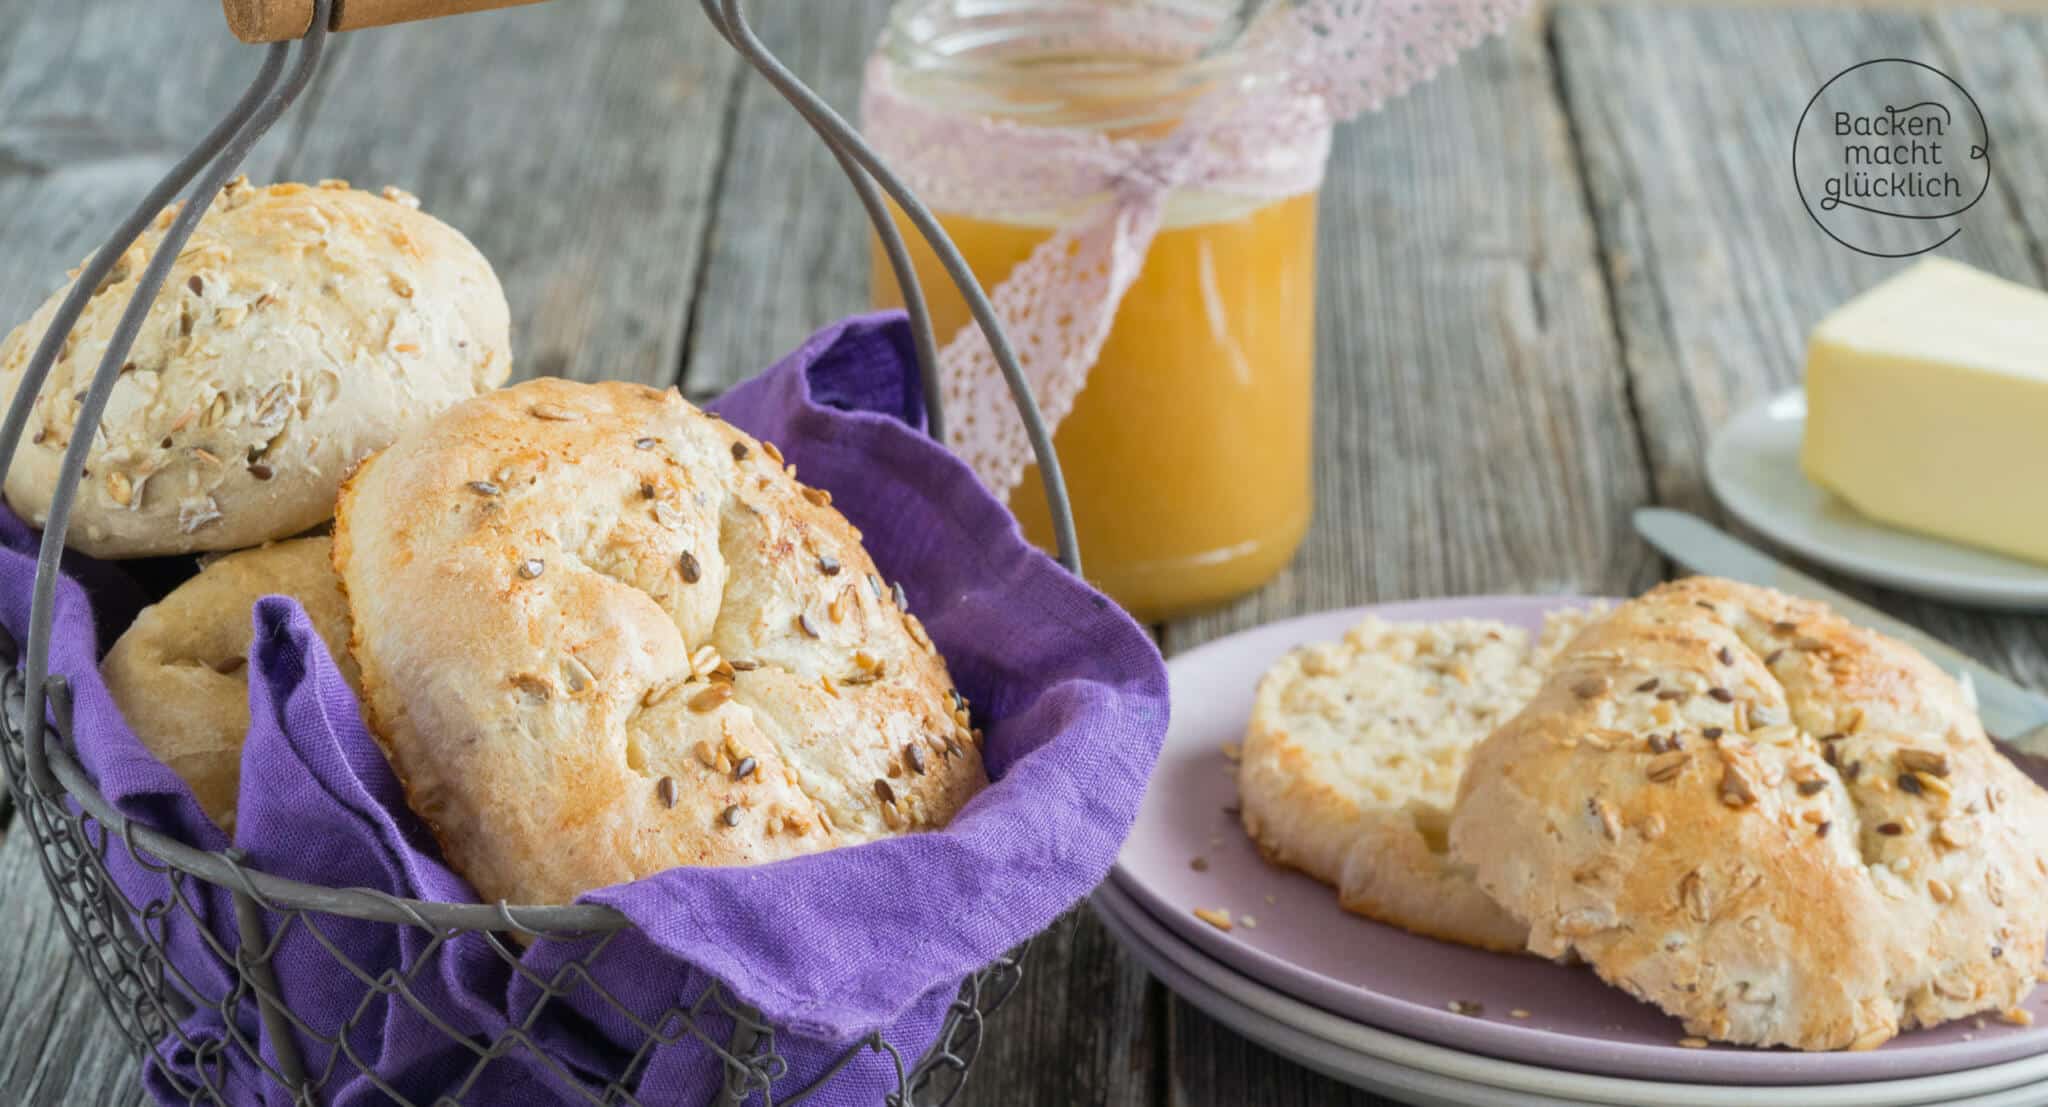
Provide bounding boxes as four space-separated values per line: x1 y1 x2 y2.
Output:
1102 598 2048 1107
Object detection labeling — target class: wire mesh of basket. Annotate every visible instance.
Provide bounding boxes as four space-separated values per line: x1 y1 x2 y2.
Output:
0 1 1081 1103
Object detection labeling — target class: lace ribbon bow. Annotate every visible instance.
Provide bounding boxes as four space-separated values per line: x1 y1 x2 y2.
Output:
861 0 1531 497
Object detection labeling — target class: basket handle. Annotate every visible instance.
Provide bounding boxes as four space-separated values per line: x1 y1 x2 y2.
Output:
223 0 549 43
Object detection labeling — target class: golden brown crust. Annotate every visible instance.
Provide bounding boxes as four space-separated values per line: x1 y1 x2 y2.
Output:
332 378 986 905
101 537 358 831
1450 577 2048 1050
0 178 510 557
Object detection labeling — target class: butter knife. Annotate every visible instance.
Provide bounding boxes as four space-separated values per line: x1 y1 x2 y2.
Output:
1634 508 2048 756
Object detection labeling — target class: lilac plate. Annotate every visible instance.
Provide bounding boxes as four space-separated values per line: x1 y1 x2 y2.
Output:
1113 596 2048 1086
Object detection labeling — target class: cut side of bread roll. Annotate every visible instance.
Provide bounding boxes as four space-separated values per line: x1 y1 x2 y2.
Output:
1237 608 1593 951
101 537 358 832
1452 577 2048 1050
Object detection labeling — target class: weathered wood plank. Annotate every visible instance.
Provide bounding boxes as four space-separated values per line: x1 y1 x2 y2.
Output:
268 0 743 386
1162 15 1657 661
1552 4 2048 687
0 1 331 334
681 0 879 396
0 821 145 1106
1153 15 1651 1103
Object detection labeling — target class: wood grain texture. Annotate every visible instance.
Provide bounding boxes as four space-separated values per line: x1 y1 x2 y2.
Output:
0 0 330 378
681 0 879 396
1552 4 2048 690
1157 16 1651 1104
0 826 144 1106
265 0 742 386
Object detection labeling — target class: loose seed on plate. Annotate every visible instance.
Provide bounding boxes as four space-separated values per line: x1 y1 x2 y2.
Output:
1190 857 1209 872
1193 907 1233 932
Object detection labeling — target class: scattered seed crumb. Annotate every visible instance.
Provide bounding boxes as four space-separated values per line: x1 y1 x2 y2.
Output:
1189 857 1209 872
1221 742 1242 762
1509 1009 1531 1020
1446 1000 1483 1017
1194 907 1233 932
1974 1018 1988 1030
1241 915 1258 929
1962 1033 1976 1041
1222 804 1242 818
1209 835 1223 847
1678 1037 1709 1049
1264 894 1276 905
2001 1008 2034 1026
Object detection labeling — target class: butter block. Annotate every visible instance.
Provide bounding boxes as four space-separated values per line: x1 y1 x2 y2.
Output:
1800 258 2048 565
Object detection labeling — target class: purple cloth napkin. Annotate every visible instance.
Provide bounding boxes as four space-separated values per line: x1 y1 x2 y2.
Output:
1 312 1168 1106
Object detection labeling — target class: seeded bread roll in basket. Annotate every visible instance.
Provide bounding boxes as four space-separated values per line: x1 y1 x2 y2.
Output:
0 178 511 557
1450 577 2048 1051
332 378 987 906
102 537 358 833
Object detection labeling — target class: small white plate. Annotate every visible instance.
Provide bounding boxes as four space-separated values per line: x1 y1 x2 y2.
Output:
1706 391 2048 610
1093 881 2048 1107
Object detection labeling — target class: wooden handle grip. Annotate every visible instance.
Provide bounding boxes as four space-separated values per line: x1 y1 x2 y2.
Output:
223 0 549 43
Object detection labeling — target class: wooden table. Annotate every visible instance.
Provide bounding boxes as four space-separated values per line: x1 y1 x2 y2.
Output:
4 1 2048 1103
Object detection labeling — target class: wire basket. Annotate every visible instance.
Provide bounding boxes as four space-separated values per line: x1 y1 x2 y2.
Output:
0 1 1081 1103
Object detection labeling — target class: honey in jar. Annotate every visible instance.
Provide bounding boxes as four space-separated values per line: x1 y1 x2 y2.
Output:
867 1 1322 623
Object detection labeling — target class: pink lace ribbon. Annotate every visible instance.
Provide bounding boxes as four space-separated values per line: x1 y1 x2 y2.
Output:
862 0 1532 498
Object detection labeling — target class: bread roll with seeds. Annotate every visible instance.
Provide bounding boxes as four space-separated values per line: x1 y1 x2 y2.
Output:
1237 609 1592 952
102 537 358 832
332 378 986 905
1451 577 2048 1050
0 178 511 558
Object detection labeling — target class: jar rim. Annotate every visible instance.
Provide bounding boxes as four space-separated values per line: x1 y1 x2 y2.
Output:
877 0 1287 131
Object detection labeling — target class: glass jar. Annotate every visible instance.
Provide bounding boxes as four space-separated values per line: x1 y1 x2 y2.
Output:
865 0 1320 623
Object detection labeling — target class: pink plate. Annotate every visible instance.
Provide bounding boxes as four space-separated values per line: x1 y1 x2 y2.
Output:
1113 595 2048 1085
